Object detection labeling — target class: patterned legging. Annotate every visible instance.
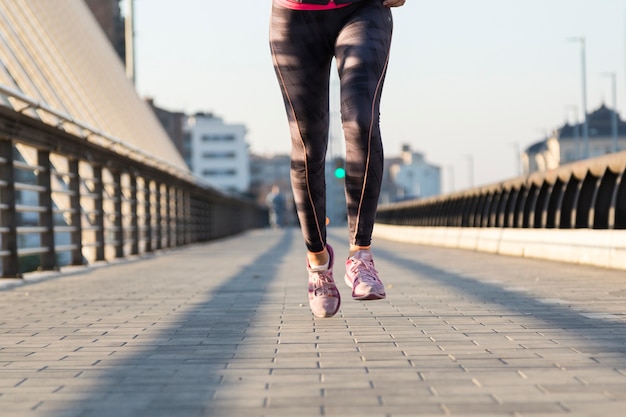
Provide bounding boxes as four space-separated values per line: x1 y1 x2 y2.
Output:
270 0 393 253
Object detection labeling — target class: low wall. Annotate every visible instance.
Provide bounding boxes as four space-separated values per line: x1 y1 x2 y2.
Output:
373 224 626 271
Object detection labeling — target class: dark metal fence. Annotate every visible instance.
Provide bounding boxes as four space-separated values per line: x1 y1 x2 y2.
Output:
0 105 267 278
377 151 626 230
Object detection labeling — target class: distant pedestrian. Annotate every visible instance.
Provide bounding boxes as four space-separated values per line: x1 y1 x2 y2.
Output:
269 0 406 317
266 185 286 229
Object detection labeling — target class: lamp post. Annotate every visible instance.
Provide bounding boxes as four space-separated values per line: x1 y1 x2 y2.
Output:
124 0 136 84
601 72 619 153
568 37 589 159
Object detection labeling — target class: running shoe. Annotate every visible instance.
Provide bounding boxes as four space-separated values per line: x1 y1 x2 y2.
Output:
344 250 386 300
307 244 341 318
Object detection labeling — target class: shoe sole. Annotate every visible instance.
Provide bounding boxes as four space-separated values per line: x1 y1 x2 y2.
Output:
345 275 386 300
353 292 386 301
312 309 340 318
310 298 341 318
309 287 341 317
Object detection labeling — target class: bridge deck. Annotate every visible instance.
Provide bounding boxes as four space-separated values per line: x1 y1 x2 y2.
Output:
1 227 625 417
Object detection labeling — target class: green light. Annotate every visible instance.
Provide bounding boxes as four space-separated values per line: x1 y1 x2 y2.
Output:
334 167 346 179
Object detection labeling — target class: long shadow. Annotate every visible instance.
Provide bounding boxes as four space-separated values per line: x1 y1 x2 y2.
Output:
47 229 295 417
373 245 626 356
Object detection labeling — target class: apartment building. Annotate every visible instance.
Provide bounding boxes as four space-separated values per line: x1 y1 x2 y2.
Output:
186 113 250 194
523 104 626 174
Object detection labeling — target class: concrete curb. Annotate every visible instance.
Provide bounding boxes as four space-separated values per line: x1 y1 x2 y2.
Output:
373 224 626 270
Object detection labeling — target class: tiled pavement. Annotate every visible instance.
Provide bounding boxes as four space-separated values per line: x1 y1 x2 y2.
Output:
1 227 626 417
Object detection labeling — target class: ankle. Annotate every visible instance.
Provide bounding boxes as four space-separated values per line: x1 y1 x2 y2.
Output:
308 248 329 269
349 246 371 257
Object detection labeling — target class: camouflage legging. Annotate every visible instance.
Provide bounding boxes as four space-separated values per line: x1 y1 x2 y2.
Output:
269 0 393 253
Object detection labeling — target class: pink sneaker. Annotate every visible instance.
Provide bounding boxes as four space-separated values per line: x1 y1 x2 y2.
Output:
307 244 341 318
345 250 386 300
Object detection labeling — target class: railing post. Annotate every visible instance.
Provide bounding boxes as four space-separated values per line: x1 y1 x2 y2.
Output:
144 178 152 253
177 189 186 246
165 185 172 248
202 200 211 241
171 186 178 246
181 190 189 245
37 150 56 270
185 190 192 244
92 165 105 261
513 186 528 228
68 158 83 265
129 175 139 255
614 170 626 229
206 200 215 240
198 197 206 242
191 194 197 242
155 182 162 250
0 139 20 278
112 170 124 258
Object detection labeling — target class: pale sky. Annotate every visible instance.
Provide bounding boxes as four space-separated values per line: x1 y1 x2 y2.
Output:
132 0 626 192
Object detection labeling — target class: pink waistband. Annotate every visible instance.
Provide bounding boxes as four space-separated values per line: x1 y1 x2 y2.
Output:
274 0 350 11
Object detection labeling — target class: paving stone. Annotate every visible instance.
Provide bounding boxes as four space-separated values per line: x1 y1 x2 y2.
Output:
1 228 626 416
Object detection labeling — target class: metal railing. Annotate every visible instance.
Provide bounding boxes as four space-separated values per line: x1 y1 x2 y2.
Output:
377 151 626 230
0 90 267 278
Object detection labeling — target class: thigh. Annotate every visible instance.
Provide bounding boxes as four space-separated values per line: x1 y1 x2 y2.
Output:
270 6 335 137
335 2 393 115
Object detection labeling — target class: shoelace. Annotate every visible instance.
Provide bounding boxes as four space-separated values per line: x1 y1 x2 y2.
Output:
310 271 337 297
348 258 380 284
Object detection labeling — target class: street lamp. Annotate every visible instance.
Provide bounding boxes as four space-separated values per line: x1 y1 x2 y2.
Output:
601 72 619 153
124 0 136 84
568 37 589 159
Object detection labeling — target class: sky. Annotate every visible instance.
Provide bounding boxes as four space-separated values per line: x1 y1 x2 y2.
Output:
132 0 626 193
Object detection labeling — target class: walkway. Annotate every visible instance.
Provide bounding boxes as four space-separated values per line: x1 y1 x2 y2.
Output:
1 227 626 416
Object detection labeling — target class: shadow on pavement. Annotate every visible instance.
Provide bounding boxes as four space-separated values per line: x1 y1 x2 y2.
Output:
374 244 626 360
46 229 294 417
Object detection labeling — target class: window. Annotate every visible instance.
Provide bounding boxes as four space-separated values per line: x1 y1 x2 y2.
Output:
201 134 235 142
202 151 236 159
202 169 237 176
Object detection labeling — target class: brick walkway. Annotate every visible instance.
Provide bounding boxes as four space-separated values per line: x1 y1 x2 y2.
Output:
1 227 626 416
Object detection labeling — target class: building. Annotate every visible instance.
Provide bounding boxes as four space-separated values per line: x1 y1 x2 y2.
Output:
186 113 250 194
84 0 126 65
246 144 442 224
386 145 442 202
248 153 348 225
523 104 626 175
146 98 188 165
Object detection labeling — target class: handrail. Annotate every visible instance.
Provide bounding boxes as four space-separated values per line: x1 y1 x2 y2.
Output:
0 91 268 278
0 84 213 190
377 150 626 230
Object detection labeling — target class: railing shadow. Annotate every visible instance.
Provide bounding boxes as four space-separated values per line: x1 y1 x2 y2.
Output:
45 229 294 417
373 244 626 357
